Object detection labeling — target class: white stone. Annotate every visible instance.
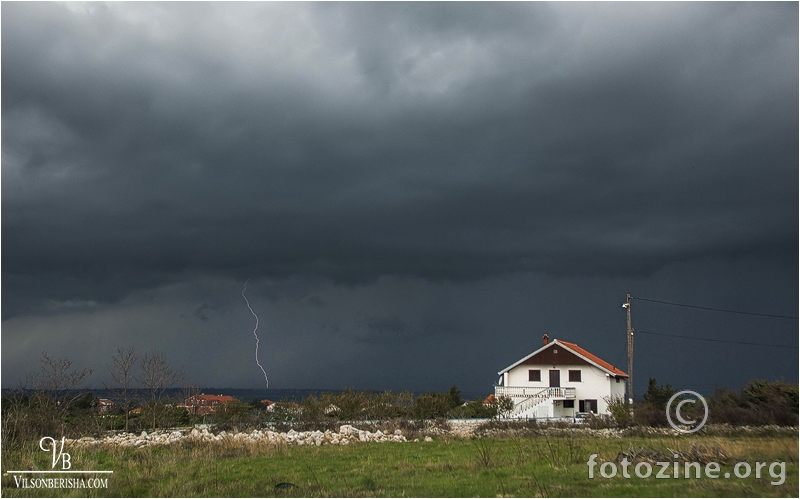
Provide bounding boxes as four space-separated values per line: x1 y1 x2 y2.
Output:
339 425 359 436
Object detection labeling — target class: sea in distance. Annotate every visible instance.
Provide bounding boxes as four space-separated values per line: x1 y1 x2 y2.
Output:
2 387 486 403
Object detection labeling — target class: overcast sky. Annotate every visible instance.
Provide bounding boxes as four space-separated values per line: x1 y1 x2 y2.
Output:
3 2 797 398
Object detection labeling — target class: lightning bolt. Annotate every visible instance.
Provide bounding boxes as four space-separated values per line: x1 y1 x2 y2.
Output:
242 279 269 388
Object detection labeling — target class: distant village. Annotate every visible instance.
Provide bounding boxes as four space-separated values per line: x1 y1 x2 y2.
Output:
97 392 506 417
97 393 277 416
93 334 627 422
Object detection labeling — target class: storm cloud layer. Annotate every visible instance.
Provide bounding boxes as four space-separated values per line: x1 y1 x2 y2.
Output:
3 3 797 395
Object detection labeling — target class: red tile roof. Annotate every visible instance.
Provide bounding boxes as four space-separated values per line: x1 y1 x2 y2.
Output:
193 394 235 403
557 340 628 377
183 394 236 415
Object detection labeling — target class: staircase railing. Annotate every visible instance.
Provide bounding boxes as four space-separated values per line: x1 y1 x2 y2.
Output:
507 388 551 418
497 387 577 419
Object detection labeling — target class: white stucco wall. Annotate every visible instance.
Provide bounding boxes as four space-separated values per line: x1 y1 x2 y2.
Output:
608 374 626 405
505 362 625 416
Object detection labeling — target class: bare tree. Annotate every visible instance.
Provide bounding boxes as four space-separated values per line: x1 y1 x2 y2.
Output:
137 350 186 429
27 352 94 434
106 347 139 432
180 384 202 413
29 351 94 393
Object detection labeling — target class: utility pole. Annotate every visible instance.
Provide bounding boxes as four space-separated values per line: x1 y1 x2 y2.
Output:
623 293 634 404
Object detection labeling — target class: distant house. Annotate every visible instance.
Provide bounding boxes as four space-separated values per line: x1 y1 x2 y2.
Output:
182 394 236 415
495 335 628 419
269 400 302 416
97 398 115 413
323 404 341 416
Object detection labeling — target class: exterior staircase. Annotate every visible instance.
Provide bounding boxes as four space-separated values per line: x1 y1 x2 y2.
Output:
495 386 576 419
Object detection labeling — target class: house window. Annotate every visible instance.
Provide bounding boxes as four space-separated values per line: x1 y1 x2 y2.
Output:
563 400 575 409
616 377 620 383
568 370 582 382
528 369 541 382
579 399 598 414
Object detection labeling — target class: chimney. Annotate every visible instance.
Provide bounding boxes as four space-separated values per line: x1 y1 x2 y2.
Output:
542 334 549 346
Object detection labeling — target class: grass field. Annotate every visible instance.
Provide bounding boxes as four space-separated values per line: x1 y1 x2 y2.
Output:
2 433 797 497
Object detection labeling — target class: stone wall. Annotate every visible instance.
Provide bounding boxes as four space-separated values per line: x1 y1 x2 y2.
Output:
65 422 798 448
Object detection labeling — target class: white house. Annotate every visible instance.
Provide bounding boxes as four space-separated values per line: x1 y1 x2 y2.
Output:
495 335 628 419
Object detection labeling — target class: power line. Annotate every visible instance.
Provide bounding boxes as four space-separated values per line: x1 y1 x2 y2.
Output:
631 296 798 320
638 329 799 349
614 344 628 368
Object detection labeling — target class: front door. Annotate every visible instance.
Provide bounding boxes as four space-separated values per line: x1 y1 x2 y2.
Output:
549 369 560 387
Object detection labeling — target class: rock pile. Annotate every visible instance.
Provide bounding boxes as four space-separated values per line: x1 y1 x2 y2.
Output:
67 425 408 448
63 423 799 448
448 419 491 437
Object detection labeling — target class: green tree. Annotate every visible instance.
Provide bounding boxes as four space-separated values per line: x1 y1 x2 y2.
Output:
495 396 514 419
213 399 253 431
643 378 677 410
447 385 464 409
744 379 798 408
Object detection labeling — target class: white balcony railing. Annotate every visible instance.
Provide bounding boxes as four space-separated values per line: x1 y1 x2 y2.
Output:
494 386 576 399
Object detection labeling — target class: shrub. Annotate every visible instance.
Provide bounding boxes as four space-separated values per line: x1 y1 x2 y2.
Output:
707 380 798 426
631 379 799 428
412 393 451 420
604 395 633 428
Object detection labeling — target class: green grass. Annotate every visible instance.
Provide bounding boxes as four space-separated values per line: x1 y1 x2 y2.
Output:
2 434 797 497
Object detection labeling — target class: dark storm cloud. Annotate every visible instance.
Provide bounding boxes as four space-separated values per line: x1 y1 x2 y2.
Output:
3 2 796 318
193 302 214 322
2 3 797 393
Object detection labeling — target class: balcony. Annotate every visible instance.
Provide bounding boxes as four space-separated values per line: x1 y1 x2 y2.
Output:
495 386 576 399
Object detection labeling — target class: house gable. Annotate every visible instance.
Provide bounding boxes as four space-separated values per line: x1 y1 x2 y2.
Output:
519 345 590 368
499 339 628 378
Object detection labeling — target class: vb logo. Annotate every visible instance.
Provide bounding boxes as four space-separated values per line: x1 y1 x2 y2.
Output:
39 437 71 470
